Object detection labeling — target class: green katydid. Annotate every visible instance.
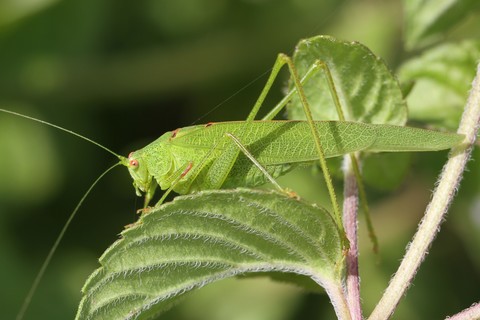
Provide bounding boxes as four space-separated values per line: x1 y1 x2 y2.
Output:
126 120 464 204
2 52 464 320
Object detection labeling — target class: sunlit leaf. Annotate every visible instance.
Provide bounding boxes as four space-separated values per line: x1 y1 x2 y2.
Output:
404 0 480 50
399 40 480 130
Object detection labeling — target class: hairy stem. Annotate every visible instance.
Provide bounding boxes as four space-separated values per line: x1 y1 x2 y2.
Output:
342 156 362 320
323 280 353 320
446 302 480 320
368 63 480 320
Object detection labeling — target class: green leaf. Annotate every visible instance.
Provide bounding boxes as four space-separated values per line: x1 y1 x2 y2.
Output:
362 153 411 191
404 0 480 50
76 189 344 320
286 35 409 189
399 40 480 130
287 35 407 126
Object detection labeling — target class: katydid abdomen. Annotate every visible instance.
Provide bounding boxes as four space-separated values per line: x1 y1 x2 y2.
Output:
126 120 464 196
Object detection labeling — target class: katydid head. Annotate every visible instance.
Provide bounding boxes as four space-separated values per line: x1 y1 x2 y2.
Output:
124 151 154 198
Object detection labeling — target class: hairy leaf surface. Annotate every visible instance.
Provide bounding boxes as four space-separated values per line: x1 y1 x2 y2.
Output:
76 189 344 320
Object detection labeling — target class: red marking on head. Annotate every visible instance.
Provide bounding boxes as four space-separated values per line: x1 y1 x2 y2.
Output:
205 122 214 127
128 152 134 158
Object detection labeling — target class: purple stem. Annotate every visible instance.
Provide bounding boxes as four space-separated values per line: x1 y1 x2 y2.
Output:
343 156 362 319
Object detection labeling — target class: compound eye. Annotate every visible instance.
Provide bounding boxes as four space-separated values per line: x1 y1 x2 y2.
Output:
128 152 139 168
129 159 139 168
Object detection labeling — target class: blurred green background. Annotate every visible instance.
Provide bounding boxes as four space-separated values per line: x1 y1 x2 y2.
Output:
0 0 479 319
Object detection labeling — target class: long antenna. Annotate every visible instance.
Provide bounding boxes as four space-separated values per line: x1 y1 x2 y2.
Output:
0 108 122 159
16 162 122 320
0 108 126 318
